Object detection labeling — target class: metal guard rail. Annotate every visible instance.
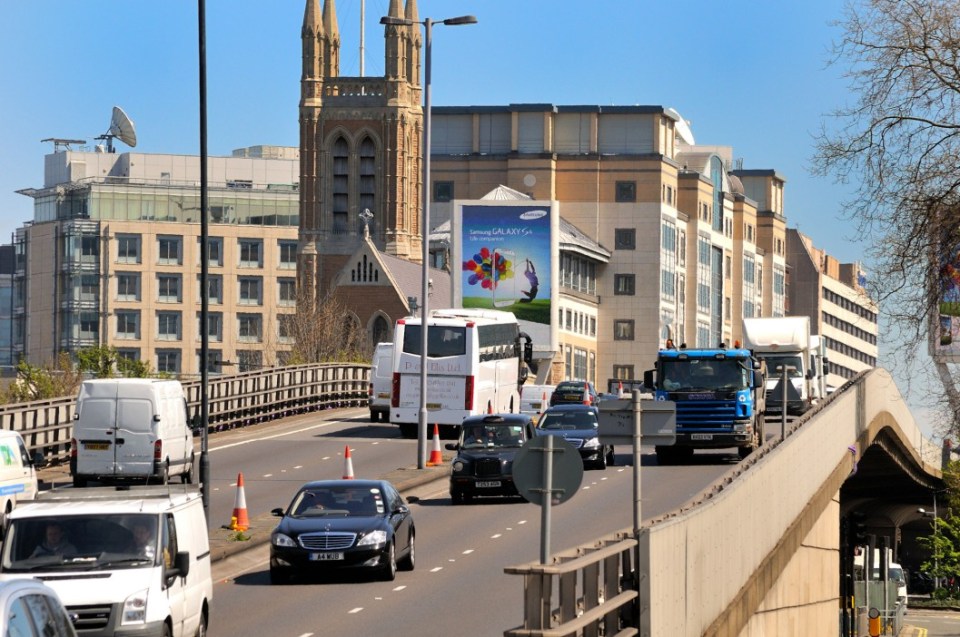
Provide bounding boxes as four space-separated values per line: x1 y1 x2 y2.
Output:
0 363 370 465
504 530 638 637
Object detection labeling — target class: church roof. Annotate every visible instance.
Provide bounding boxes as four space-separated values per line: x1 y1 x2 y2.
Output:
379 251 452 309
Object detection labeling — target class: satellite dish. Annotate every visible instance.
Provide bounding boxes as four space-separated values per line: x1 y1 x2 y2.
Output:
96 106 137 153
665 107 696 146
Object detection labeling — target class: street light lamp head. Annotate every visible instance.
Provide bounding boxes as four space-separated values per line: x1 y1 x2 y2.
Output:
443 15 477 25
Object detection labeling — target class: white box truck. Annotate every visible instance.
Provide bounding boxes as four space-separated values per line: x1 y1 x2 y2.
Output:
71 379 195 487
742 316 827 415
0 485 212 637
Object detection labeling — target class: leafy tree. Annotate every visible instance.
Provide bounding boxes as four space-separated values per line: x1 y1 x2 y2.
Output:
76 345 117 378
1 354 83 403
282 289 367 364
813 0 960 433
116 355 152 378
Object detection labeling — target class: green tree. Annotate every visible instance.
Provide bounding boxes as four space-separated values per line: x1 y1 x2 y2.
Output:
1 354 83 403
76 345 117 378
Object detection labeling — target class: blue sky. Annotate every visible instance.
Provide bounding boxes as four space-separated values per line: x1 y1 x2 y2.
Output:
1 1 941 433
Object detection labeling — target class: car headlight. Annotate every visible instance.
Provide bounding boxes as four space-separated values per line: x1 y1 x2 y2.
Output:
452 460 465 472
121 589 149 625
272 532 297 547
582 437 600 449
357 530 388 546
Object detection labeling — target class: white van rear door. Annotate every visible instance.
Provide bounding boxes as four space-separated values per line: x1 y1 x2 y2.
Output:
75 397 119 476
115 398 155 476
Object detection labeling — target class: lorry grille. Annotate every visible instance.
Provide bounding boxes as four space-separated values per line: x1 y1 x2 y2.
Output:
299 532 357 550
66 603 112 632
474 458 504 477
673 399 738 428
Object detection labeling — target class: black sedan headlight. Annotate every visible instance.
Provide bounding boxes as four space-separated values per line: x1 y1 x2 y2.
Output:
272 532 296 548
357 530 387 547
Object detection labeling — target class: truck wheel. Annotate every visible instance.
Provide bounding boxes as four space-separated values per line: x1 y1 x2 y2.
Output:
738 445 754 460
73 476 87 488
369 411 378 423
655 446 673 466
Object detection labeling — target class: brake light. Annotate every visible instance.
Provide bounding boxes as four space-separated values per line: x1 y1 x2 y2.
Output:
153 440 162 461
368 383 373 398
391 373 400 408
464 376 475 410
70 438 77 459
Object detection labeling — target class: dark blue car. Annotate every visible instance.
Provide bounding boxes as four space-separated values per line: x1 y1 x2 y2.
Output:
535 404 615 469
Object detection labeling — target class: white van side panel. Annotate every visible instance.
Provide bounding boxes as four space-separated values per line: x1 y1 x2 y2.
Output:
0 432 37 521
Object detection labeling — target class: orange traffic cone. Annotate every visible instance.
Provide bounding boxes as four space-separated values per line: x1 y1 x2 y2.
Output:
618 380 625 399
342 445 355 479
487 401 494 414
427 424 443 466
540 391 547 416
231 472 250 531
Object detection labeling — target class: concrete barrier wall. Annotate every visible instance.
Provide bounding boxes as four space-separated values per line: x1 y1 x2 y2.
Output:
638 368 939 636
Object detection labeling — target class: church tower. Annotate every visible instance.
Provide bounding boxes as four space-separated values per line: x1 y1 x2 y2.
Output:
299 0 424 302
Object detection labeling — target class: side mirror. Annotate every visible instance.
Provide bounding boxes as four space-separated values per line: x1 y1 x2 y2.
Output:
172 551 190 578
445 442 459 451
643 369 654 388
271 507 285 517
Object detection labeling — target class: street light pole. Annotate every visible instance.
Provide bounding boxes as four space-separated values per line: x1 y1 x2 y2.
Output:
380 13 477 469
919 503 940 590
197 0 211 520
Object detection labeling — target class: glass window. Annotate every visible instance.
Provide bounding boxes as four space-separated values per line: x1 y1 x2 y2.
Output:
614 228 635 250
615 181 636 202
157 236 182 265
117 234 141 264
238 277 263 305
116 310 140 339
157 311 181 341
156 349 181 374
237 350 263 372
197 274 223 304
239 239 263 268
278 240 297 269
197 311 222 342
116 272 140 302
614 274 635 295
196 236 223 267
238 313 263 342
157 274 182 303
278 314 294 342
614 320 635 341
434 181 454 202
279 278 296 305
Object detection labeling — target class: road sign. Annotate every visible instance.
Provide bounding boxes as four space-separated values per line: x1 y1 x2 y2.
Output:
598 398 677 446
513 435 583 506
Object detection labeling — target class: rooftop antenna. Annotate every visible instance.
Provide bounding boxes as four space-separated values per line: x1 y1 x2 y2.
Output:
359 0 365 76
95 106 137 153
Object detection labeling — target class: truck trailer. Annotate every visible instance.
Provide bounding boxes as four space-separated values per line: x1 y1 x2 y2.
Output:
741 316 827 415
644 341 766 464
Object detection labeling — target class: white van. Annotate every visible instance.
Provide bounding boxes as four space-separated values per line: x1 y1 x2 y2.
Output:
369 343 394 423
71 379 194 487
519 384 555 418
0 485 212 637
0 430 39 529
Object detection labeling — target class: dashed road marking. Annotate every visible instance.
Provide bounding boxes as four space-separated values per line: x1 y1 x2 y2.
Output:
430 566 443 572
462 549 474 555
491 533 502 539
348 608 363 614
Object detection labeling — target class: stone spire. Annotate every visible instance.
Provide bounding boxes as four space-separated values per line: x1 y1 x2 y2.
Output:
301 0 324 106
405 0 421 88
384 0 405 80
322 0 340 78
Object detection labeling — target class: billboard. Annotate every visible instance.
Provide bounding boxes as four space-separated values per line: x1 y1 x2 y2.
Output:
453 201 558 352
934 237 960 362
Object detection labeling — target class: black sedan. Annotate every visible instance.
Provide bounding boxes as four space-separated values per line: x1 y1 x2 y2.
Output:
536 404 615 469
269 479 415 583
549 380 599 406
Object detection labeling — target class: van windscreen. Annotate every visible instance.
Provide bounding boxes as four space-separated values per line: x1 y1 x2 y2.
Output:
2 514 160 572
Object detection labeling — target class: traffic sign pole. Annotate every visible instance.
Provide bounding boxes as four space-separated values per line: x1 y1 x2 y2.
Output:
540 434 553 564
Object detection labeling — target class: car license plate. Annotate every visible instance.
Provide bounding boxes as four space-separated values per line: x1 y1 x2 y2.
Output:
377 392 390 399
426 402 442 409
83 442 110 451
309 552 344 561
690 434 713 441
476 481 501 488
531 402 542 409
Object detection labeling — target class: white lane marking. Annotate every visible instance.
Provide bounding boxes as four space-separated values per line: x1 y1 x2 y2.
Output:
393 585 406 591
322 456 331 461
491 533 502 539
262 474 273 478
462 549 474 555
430 567 443 572
209 421 338 452
348 608 363 614
298 633 314 637
294 465 303 469
518 520 527 525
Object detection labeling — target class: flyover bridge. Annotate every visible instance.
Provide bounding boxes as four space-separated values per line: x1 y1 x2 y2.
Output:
505 367 944 636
